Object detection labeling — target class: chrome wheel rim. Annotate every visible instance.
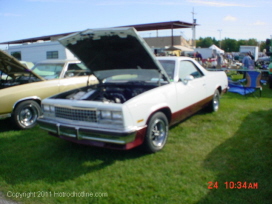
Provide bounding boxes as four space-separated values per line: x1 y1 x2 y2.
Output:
18 105 38 127
151 119 167 147
213 93 219 111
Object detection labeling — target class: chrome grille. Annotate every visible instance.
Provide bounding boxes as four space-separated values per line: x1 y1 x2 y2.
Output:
55 107 97 122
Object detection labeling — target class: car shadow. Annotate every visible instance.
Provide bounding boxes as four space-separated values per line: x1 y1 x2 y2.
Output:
197 109 272 203
0 125 147 185
0 118 16 132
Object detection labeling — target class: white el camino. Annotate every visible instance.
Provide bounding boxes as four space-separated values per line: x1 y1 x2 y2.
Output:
37 27 228 153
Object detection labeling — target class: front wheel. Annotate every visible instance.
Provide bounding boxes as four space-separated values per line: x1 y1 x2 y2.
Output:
142 112 169 153
12 100 41 129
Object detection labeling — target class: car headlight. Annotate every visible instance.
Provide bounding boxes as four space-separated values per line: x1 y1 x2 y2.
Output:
49 106 55 112
42 104 55 112
99 110 123 123
101 110 111 119
43 104 50 112
112 111 122 120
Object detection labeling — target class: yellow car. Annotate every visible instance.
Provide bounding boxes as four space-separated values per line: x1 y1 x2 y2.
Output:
0 50 97 129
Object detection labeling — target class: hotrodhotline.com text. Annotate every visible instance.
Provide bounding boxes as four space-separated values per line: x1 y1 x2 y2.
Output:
6 191 108 199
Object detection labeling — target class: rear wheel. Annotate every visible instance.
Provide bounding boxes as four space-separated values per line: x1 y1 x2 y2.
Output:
12 100 41 129
142 112 169 153
207 89 220 112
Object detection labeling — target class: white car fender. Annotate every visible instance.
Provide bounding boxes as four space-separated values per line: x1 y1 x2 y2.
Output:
124 84 176 128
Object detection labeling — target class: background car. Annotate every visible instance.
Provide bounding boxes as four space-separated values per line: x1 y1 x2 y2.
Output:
20 61 34 69
0 50 97 129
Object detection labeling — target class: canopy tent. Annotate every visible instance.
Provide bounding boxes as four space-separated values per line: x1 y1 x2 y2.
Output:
173 45 193 52
164 45 193 56
209 44 224 54
165 46 181 51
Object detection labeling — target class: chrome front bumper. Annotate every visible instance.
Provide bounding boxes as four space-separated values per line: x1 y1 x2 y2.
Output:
37 117 137 145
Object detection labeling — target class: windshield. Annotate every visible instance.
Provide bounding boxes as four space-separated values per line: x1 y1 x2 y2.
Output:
158 60 175 80
94 69 168 83
32 63 64 79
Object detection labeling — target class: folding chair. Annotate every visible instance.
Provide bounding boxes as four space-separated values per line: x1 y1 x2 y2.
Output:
228 71 262 97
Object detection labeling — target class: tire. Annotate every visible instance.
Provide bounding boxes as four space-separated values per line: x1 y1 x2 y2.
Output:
142 112 169 153
207 89 220 112
12 100 41 129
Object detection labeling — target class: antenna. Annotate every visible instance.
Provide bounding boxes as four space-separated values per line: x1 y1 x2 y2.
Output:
218 29 222 48
191 8 197 48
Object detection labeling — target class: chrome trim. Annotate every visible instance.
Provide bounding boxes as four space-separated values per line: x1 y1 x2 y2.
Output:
54 106 98 123
76 127 81 140
53 104 97 111
56 123 60 135
38 118 137 145
0 113 11 119
13 96 41 109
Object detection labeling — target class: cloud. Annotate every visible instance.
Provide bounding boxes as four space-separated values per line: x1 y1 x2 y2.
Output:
0 13 21 17
187 0 251 7
253 21 266 26
223 15 237 21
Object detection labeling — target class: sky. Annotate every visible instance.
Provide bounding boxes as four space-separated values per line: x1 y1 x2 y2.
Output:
0 0 272 50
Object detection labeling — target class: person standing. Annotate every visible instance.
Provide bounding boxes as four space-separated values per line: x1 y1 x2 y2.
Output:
248 51 254 60
216 53 223 68
227 53 233 67
242 52 254 78
195 52 203 64
242 52 252 69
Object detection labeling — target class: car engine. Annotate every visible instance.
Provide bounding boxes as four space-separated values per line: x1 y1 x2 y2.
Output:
65 84 156 104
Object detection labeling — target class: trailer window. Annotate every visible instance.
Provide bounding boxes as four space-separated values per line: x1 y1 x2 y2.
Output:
11 51 21 60
46 51 59 59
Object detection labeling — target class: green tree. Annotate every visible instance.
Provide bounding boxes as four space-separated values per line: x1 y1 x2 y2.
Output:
196 37 217 48
259 41 266 53
196 37 266 55
221 38 239 52
246 38 259 46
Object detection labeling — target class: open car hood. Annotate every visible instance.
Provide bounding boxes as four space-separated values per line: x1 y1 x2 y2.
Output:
58 27 170 82
0 50 43 80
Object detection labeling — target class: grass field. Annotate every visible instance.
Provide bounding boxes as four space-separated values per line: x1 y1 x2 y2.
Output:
0 84 272 204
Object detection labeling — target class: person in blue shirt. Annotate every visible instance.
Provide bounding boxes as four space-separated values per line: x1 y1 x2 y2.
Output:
242 52 253 69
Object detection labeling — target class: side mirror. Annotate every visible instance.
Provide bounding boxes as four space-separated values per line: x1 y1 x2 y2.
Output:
65 72 74 78
183 75 194 84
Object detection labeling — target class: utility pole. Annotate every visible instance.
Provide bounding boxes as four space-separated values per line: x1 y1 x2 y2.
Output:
192 8 197 48
218 29 222 48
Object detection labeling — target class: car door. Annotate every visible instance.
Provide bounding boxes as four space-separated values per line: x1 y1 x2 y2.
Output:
175 60 207 119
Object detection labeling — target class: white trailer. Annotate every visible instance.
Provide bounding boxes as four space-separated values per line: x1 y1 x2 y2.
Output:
6 41 77 63
194 45 224 59
239 46 259 61
194 48 214 59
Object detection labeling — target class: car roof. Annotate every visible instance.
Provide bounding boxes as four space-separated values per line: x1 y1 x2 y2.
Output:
36 59 81 64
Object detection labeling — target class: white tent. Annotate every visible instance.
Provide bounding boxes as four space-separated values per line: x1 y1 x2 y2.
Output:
209 44 224 54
